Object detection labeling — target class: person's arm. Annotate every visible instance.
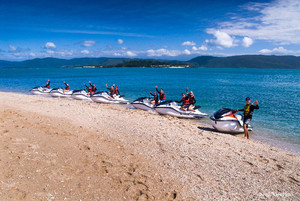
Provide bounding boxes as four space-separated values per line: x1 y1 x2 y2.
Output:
193 98 196 104
156 87 160 94
105 84 110 90
186 87 189 95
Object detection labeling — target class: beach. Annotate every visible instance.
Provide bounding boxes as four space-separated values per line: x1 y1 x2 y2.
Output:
0 92 299 200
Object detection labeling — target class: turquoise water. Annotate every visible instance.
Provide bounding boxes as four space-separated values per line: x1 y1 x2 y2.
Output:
1 67 299 154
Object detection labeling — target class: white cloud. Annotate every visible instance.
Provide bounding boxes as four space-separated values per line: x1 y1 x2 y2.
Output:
29 52 36 57
82 40 96 47
126 51 136 57
259 46 289 54
206 30 236 48
44 42 56 49
242 37 253 47
147 49 182 57
81 50 90 54
183 49 191 55
46 50 55 54
193 45 208 51
215 0 300 44
9 45 17 51
118 39 124 44
182 41 196 46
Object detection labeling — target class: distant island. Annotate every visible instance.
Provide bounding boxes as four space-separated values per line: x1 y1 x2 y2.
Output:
1 55 300 69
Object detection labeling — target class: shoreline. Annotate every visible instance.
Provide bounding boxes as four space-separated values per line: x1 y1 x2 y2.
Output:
3 90 300 155
0 91 299 200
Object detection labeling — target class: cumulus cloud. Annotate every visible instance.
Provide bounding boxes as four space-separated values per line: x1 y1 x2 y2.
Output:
206 30 236 48
242 37 253 47
118 39 124 44
192 45 208 51
182 41 196 46
215 0 300 44
183 49 191 55
81 50 90 54
126 51 136 57
44 42 56 49
82 40 96 47
259 46 289 54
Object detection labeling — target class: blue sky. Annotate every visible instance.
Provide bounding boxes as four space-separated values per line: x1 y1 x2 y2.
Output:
0 0 299 60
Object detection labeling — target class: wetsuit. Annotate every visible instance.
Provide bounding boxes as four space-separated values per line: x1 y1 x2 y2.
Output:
150 92 159 105
156 88 165 102
45 81 50 89
238 104 259 124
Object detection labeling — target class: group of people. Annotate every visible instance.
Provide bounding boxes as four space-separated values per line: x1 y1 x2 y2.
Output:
106 84 120 98
149 86 197 112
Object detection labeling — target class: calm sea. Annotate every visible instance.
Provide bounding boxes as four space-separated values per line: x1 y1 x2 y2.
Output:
1 67 299 154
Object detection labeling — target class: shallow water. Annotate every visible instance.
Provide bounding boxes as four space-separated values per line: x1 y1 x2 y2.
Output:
0 67 299 154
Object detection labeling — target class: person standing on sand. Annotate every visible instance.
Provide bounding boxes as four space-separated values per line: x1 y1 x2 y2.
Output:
236 97 259 139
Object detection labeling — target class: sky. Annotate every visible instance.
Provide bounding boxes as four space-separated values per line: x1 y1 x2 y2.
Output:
0 0 300 60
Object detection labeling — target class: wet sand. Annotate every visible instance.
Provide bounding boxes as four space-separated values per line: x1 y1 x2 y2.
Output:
0 92 299 200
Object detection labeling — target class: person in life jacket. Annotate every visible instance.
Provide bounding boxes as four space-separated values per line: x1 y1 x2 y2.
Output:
186 87 196 111
235 97 259 139
106 83 115 98
63 81 70 93
45 80 50 89
150 91 159 105
87 85 92 96
177 93 190 111
89 81 97 95
155 86 165 103
113 85 120 96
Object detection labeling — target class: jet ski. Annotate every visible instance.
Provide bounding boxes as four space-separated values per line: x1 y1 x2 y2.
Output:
210 108 253 134
154 101 208 118
91 91 129 104
30 86 52 95
50 88 73 98
131 97 154 111
71 89 91 101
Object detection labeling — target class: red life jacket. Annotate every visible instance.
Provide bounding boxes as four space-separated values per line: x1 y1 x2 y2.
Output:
46 84 50 89
92 86 97 92
160 93 165 100
188 96 195 104
182 97 189 105
113 89 119 95
66 85 70 90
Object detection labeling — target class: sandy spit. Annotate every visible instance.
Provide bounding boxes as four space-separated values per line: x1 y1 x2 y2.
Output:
0 92 299 200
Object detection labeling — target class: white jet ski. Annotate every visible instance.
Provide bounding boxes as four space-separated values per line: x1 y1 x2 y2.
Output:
154 101 208 118
71 90 91 101
210 108 252 134
131 97 154 111
30 86 52 95
50 88 73 98
91 91 129 104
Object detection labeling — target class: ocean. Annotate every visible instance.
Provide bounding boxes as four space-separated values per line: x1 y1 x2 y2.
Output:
0 67 299 154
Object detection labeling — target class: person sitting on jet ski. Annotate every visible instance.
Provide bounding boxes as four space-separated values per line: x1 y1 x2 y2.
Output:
63 82 70 93
150 91 159 105
235 97 259 139
155 86 165 103
89 81 97 95
113 85 120 96
186 88 196 112
45 80 50 89
177 93 190 111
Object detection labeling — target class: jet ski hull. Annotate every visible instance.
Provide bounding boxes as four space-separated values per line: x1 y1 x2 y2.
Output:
71 90 91 101
131 97 154 111
210 109 253 133
91 92 129 104
154 101 207 118
50 88 73 98
30 87 52 95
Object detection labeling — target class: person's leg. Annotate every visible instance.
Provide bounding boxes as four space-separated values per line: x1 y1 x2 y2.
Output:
188 104 195 112
243 124 249 139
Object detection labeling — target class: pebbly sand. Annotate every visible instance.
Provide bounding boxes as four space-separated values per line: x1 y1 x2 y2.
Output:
0 92 299 200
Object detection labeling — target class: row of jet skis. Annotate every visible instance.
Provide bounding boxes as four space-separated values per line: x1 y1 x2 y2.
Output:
30 86 252 134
